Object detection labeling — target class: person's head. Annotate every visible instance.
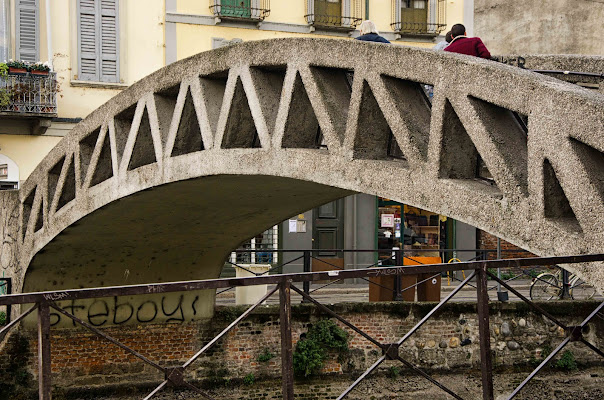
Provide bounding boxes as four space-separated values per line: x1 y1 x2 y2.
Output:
450 24 466 38
445 31 453 43
359 20 379 36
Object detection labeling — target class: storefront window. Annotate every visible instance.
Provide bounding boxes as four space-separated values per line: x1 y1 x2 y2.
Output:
377 198 445 261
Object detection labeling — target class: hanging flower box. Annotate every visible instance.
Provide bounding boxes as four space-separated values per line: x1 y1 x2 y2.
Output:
30 70 49 76
30 62 51 76
8 67 27 75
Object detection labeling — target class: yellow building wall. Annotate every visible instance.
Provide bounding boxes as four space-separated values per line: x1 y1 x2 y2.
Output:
0 135 62 181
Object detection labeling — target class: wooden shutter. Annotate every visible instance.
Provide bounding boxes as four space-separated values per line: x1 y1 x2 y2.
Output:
100 0 119 82
16 0 38 63
78 0 119 82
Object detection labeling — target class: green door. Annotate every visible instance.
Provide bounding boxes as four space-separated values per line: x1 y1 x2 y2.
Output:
314 0 342 26
221 0 251 18
401 0 428 33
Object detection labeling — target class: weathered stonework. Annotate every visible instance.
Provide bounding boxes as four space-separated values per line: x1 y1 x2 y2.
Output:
0 38 603 308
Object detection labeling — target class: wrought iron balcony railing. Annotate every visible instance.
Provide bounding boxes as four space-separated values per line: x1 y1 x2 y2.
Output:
391 0 446 36
305 0 363 30
209 0 270 21
0 72 58 116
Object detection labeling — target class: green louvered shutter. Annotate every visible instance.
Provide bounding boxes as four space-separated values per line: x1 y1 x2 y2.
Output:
16 0 38 63
78 0 119 82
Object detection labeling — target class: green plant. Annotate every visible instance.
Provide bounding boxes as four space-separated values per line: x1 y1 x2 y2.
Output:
6 60 28 70
293 338 326 377
0 63 9 108
243 373 255 385
0 311 6 325
29 62 50 72
387 366 400 379
555 350 577 371
541 344 553 359
257 348 275 363
293 320 350 377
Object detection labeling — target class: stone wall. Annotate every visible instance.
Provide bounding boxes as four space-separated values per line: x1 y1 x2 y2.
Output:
475 0 604 55
1 301 602 398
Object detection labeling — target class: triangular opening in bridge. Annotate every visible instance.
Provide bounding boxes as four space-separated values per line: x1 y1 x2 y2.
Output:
380 74 431 160
56 155 77 212
468 96 529 196
154 83 180 149
114 103 137 166
34 197 44 233
569 137 604 203
90 132 113 187
21 187 36 240
354 80 407 165
282 72 322 149
221 76 261 149
128 107 157 170
200 71 228 136
439 99 500 192
249 65 286 135
79 127 100 186
309 66 353 145
171 88 204 157
48 156 66 209
543 158 581 232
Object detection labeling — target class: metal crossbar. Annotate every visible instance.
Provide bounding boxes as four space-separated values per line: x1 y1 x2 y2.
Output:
1 254 603 400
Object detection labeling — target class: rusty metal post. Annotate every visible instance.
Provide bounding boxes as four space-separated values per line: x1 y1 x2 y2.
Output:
476 265 494 400
279 279 294 399
37 302 52 400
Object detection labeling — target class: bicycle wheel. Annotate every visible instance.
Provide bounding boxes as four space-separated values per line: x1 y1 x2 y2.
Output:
530 273 561 301
569 276 597 300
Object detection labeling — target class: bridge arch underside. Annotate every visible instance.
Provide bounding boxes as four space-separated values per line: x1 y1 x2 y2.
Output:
14 38 604 297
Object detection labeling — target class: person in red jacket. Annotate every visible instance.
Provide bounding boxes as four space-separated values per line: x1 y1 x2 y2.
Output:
444 23 491 59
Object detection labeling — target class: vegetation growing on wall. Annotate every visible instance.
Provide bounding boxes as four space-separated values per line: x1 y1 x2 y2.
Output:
293 319 350 377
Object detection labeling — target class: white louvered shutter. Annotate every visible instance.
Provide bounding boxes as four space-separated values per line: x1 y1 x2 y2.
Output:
78 0 119 82
100 0 118 82
16 0 38 63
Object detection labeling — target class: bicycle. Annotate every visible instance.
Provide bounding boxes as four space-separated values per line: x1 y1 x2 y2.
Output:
530 267 597 301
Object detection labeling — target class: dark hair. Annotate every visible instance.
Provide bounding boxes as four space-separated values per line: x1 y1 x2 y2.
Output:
451 24 465 38
445 31 452 43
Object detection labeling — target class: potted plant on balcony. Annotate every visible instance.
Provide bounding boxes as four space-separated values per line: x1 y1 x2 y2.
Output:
30 62 50 76
6 60 28 75
0 62 9 107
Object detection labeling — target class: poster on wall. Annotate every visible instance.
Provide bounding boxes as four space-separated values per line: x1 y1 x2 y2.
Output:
381 214 395 228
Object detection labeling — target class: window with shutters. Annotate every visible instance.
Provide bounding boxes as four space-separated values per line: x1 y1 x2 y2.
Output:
391 0 446 36
77 0 119 83
305 0 362 30
16 0 38 63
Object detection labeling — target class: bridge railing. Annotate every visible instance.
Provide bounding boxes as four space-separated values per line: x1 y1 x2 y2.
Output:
1 254 603 400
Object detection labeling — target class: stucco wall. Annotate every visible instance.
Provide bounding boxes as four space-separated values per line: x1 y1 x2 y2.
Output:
474 0 604 55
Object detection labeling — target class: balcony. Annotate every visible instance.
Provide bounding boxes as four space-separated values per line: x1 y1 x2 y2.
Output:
209 0 270 22
0 72 57 116
305 0 363 31
391 0 446 36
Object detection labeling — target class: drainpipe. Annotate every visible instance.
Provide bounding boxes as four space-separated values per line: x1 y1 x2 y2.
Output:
365 0 369 19
45 0 53 69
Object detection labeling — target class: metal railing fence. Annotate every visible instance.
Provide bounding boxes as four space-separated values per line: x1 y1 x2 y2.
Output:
0 72 58 115
0 254 603 399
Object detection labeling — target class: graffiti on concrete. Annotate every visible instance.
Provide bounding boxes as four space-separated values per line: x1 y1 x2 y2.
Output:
492 56 527 69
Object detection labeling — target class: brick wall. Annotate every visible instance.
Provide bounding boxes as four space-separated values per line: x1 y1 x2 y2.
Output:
1 301 602 398
478 230 536 259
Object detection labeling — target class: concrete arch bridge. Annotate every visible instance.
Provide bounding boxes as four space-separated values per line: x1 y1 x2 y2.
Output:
1 38 604 314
